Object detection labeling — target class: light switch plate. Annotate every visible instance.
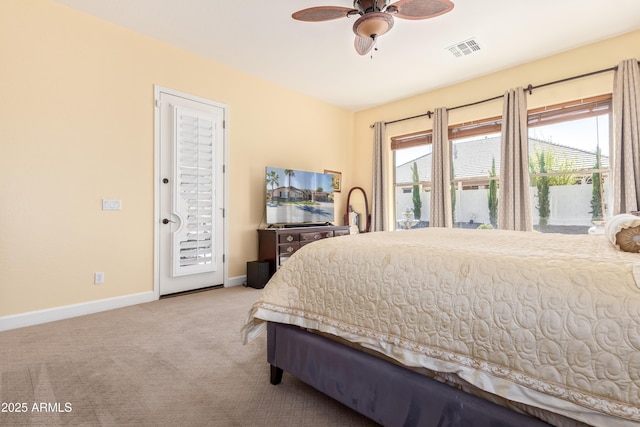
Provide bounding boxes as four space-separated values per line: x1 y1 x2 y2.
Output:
102 199 121 210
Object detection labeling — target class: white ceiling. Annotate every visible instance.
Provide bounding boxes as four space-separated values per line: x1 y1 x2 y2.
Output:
52 0 640 112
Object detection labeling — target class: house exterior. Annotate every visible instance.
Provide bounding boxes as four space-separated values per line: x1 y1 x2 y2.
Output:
270 186 333 203
395 137 611 228
395 137 610 186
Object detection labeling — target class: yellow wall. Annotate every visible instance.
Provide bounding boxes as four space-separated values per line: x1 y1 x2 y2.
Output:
351 30 640 229
0 0 354 317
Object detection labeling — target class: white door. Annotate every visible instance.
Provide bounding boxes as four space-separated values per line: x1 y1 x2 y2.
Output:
156 88 226 296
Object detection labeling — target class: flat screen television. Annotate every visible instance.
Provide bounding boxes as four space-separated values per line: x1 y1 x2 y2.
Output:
265 166 335 227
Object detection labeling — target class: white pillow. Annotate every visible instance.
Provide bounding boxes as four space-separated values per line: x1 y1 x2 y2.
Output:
605 214 640 252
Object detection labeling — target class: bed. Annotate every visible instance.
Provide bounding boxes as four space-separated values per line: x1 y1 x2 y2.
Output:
242 226 640 427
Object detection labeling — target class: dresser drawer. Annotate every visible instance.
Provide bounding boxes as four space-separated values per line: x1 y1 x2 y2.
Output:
300 230 334 242
278 233 299 244
278 242 300 256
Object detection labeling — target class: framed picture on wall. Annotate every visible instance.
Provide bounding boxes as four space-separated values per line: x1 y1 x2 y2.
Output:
324 170 342 193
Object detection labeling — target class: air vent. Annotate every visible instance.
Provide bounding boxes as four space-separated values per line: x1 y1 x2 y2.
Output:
447 38 481 58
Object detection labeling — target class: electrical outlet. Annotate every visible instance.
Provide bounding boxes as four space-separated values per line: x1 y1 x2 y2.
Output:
94 272 104 284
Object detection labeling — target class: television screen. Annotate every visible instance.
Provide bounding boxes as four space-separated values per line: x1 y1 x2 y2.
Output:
265 166 335 226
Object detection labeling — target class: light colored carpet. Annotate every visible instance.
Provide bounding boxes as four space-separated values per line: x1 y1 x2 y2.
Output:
0 286 378 426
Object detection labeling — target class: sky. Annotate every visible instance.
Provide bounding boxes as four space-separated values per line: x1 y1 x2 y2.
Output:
529 115 610 156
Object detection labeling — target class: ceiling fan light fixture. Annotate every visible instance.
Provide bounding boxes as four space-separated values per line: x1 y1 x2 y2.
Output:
353 12 394 39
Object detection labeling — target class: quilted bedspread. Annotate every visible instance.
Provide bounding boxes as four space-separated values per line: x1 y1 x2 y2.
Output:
243 228 640 426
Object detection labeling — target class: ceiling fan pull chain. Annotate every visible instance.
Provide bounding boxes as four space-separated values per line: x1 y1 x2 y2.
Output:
370 35 378 59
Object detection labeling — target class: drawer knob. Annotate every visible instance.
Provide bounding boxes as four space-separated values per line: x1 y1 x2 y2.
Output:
286 235 293 242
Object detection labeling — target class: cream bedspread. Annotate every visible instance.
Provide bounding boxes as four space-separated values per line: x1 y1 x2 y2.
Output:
243 228 640 426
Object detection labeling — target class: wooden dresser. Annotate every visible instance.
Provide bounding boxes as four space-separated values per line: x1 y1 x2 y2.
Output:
258 225 350 277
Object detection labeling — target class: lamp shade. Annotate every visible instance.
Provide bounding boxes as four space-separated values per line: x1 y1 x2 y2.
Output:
352 12 394 39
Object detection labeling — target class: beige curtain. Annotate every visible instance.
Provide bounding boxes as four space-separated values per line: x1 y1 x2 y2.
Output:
498 87 532 231
430 108 452 228
612 58 640 214
371 121 388 231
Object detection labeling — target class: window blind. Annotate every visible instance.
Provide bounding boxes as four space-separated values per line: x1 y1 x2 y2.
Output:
173 106 216 276
391 94 612 150
527 94 612 128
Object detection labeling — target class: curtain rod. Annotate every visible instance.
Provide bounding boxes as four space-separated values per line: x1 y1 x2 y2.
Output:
370 63 627 128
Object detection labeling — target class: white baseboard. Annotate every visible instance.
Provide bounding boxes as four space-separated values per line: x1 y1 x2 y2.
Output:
0 291 156 332
1 276 249 332
226 275 247 287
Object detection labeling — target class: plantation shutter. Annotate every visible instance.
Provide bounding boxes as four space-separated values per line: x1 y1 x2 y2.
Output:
172 106 216 276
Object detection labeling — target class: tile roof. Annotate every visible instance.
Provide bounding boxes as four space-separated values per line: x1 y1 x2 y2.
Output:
396 137 609 184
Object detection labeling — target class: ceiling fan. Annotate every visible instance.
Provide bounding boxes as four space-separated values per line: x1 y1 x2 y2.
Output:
292 0 455 55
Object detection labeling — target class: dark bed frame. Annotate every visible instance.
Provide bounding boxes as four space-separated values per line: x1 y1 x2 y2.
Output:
267 322 552 427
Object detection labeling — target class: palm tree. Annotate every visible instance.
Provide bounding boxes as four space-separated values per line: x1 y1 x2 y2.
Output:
266 170 279 202
284 169 295 200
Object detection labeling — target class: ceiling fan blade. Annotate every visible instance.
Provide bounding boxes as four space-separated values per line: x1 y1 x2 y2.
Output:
292 6 357 22
354 35 375 56
388 0 454 20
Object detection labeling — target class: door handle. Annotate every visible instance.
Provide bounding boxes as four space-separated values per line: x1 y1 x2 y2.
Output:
162 218 176 224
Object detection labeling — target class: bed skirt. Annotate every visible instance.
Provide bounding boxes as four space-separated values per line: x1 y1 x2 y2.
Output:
267 322 551 427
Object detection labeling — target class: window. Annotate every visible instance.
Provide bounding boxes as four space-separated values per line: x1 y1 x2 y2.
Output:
392 95 611 233
527 95 611 233
393 133 431 229
449 135 501 228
